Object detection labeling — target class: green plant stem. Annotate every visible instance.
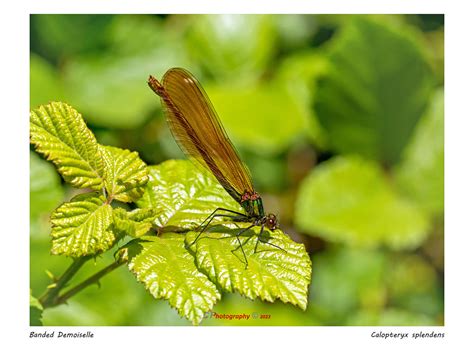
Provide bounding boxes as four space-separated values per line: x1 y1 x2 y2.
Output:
53 258 126 307
39 257 91 308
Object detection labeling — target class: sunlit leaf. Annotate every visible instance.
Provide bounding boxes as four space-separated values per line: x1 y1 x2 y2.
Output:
113 207 160 237
30 102 104 189
100 145 149 203
50 193 115 256
126 235 221 325
314 16 434 164
136 160 242 229
135 159 312 317
187 225 311 310
295 156 430 249
395 89 444 216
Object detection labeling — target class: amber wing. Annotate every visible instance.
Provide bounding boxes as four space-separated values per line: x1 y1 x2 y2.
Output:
148 68 254 202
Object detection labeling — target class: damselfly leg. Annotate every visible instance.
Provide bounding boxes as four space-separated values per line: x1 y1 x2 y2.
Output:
190 207 247 245
191 208 286 267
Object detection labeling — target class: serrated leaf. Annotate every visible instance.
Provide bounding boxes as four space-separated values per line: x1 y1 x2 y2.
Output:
30 102 104 189
113 207 160 237
186 225 311 310
135 159 311 315
136 160 242 229
314 17 434 165
127 207 162 223
100 145 149 202
295 156 430 249
126 235 221 325
395 89 444 216
50 193 115 256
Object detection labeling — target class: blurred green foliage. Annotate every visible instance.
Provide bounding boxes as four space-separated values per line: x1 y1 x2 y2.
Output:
395 89 444 216
30 14 444 326
295 156 430 250
30 293 43 326
314 17 435 165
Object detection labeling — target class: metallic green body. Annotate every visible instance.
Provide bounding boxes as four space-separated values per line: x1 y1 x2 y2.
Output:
242 197 265 218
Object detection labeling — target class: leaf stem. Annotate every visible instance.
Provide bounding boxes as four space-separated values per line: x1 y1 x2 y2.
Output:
53 258 126 307
39 257 91 308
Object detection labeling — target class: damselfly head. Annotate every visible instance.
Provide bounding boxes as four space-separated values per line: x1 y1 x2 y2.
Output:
265 213 278 231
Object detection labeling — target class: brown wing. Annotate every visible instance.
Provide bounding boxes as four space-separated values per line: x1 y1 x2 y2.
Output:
148 68 254 202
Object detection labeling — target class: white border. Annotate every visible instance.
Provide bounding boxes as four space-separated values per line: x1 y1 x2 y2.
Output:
25 0 447 15
3 1 473 354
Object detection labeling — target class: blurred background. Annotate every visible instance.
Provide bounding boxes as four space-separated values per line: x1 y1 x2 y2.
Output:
30 14 444 326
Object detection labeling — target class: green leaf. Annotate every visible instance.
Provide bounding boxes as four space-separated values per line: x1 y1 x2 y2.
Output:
295 156 430 249
30 293 43 326
186 225 312 310
100 145 149 202
136 159 311 314
395 89 444 216
113 207 160 238
136 160 242 229
30 151 64 221
30 102 104 189
126 235 221 325
314 16 434 165
207 81 307 155
50 193 115 256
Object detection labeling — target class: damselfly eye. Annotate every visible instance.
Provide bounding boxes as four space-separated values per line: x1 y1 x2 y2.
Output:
266 214 278 231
